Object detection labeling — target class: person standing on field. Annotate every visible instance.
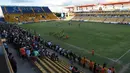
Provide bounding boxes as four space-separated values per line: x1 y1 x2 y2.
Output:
92 49 94 56
78 23 80 28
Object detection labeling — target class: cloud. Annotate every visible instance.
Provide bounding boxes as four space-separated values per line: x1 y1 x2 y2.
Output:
0 0 129 14
11 0 34 3
71 0 95 5
105 0 129 2
38 0 95 6
33 0 68 6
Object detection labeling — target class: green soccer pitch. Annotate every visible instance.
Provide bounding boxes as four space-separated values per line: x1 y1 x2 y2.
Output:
20 21 130 72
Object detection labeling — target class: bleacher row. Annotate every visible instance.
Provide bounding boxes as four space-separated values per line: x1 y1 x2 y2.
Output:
76 11 130 15
72 13 130 23
32 57 72 73
1 6 59 23
2 42 72 73
1 38 72 73
1 39 72 73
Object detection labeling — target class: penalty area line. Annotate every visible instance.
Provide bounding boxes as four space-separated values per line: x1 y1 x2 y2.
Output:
115 49 130 62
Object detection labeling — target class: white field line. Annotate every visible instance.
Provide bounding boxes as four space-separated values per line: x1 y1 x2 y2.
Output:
40 34 116 62
64 42 116 62
115 49 130 62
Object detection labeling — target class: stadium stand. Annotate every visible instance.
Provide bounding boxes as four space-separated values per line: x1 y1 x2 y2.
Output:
89 17 105 22
42 7 59 20
41 58 62 73
123 17 130 23
105 17 118 22
70 11 130 24
65 1 130 25
94 17 106 22
116 17 124 23
0 17 5 22
33 61 47 73
45 57 70 73
18 6 35 22
37 58 55 73
1 6 21 23
36 57 72 73
1 6 59 23
32 7 45 22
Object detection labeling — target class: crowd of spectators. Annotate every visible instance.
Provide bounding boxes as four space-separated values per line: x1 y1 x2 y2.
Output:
0 23 115 73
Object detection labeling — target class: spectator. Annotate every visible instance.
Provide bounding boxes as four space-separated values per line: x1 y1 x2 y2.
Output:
107 68 112 73
10 57 17 73
47 41 52 48
26 48 31 57
69 58 73 66
33 50 40 57
51 53 55 60
69 66 73 71
59 47 63 54
93 63 97 73
103 62 107 68
72 66 80 73
55 54 59 61
20 47 26 60
81 57 87 68
3 42 9 54
96 64 101 73
77 56 81 65
8 53 13 60
111 67 115 73
74 67 80 73
89 60 93 71
101 67 105 73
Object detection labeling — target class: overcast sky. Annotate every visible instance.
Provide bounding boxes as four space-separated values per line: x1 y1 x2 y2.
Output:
0 0 129 16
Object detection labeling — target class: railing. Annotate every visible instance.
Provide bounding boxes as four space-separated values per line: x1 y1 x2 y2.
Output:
0 39 14 73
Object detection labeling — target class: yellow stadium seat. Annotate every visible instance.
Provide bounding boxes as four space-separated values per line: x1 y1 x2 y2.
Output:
37 58 55 73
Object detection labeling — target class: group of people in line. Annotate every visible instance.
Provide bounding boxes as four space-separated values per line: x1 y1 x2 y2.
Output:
44 39 116 73
0 23 115 73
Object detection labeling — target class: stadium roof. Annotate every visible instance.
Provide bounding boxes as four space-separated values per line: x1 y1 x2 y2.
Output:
65 4 95 9
65 1 130 9
65 6 74 9
100 1 130 5
77 4 95 8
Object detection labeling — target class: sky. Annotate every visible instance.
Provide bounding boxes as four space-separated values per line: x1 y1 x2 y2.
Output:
0 0 129 16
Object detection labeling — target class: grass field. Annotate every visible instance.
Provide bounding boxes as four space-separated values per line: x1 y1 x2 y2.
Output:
20 21 130 72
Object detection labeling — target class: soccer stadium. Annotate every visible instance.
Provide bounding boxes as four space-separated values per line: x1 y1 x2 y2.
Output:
0 0 130 73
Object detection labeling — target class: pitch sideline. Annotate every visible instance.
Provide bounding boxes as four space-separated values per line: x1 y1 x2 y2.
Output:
64 42 116 62
39 34 117 62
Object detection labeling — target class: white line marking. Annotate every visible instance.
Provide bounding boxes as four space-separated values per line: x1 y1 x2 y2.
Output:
115 49 130 62
36 34 116 62
64 42 116 62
